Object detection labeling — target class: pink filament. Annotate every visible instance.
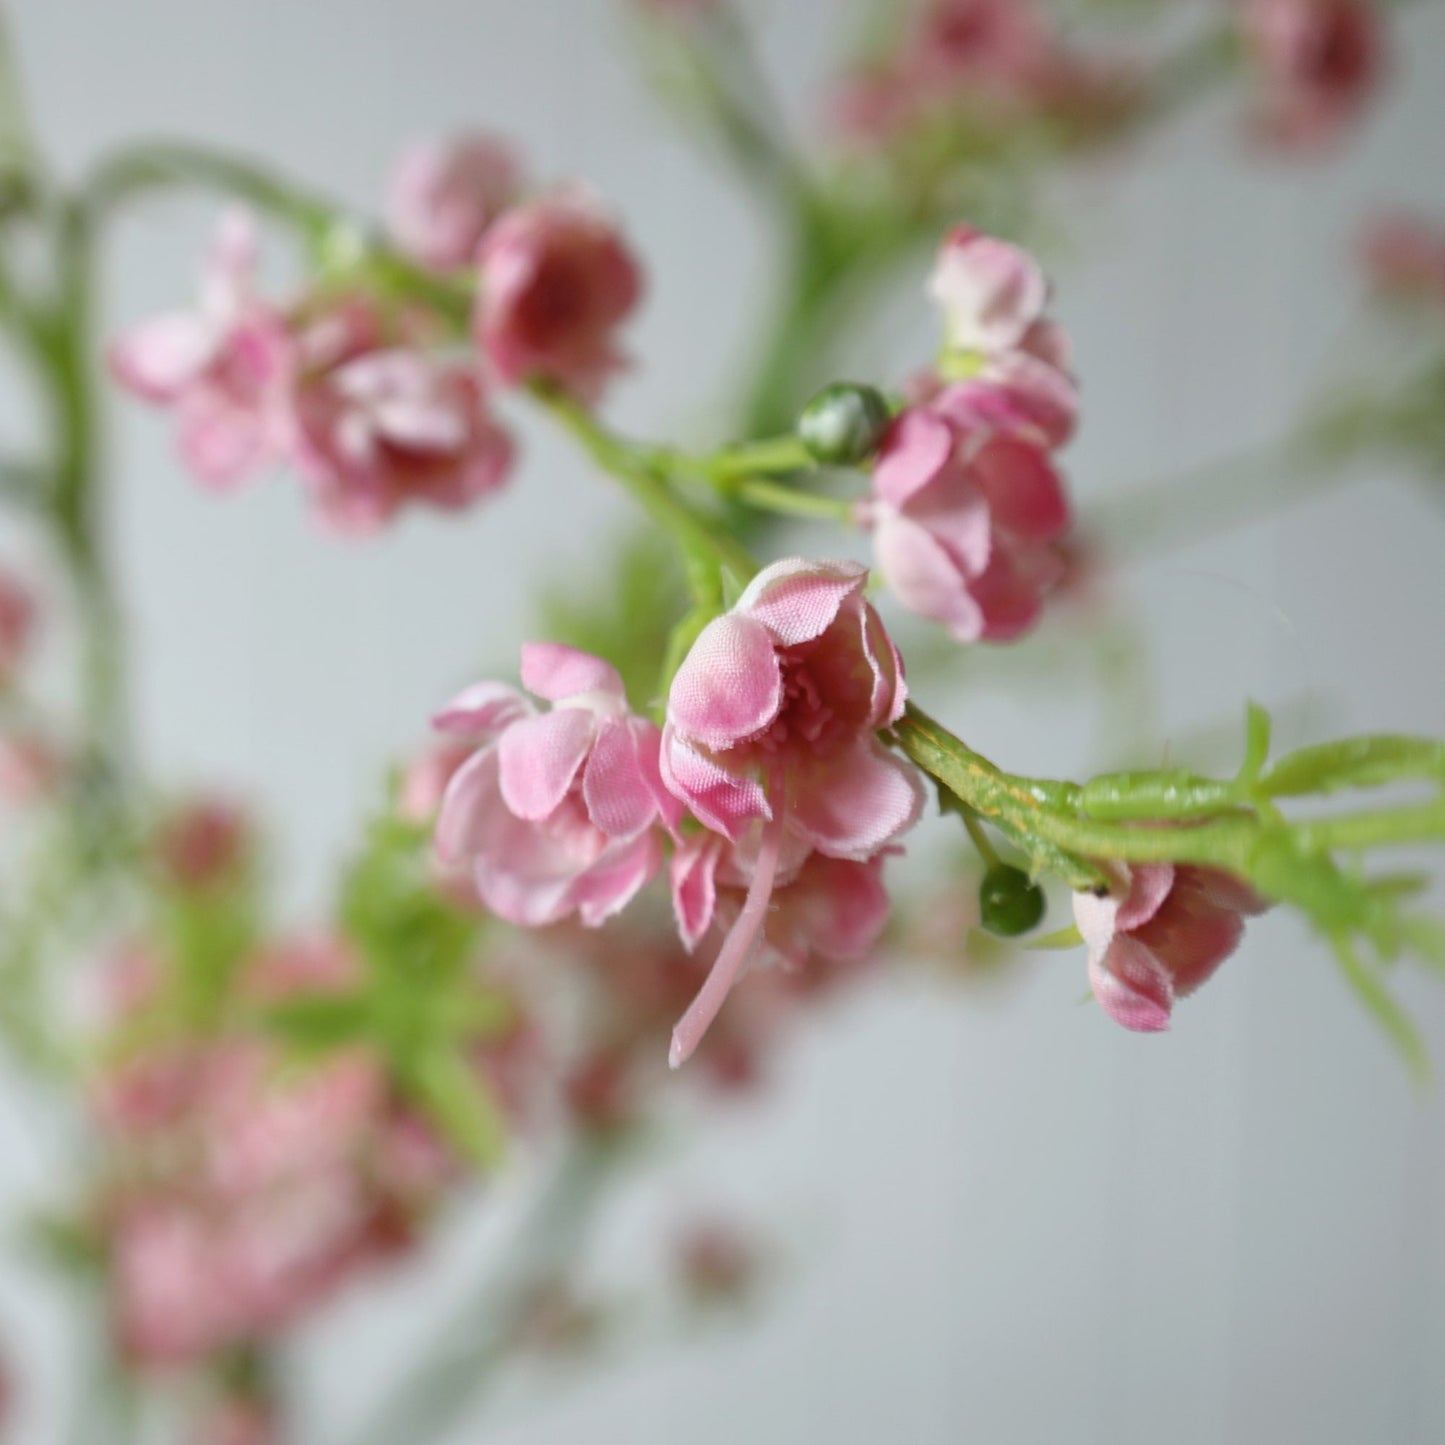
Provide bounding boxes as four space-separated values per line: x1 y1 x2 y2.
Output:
668 798 787 1070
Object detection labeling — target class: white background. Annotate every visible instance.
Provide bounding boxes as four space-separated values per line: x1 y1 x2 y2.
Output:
2 1 1445 1441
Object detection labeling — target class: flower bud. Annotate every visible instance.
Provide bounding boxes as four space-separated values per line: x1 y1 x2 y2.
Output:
796 382 891 466
978 863 1045 936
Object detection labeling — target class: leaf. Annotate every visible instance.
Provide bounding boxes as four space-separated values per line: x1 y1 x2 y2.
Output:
1240 700 1272 784
1025 924 1084 952
409 1048 508 1169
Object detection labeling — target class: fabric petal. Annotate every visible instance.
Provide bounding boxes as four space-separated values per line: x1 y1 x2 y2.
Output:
583 718 660 837
432 681 532 737
659 729 769 840
434 748 499 865
496 707 595 821
109 312 217 403
519 643 625 704
970 436 1071 543
671 833 724 951
667 614 781 750
874 511 986 643
573 832 662 927
735 557 869 647
788 742 925 861
873 410 958 509
1090 936 1174 1032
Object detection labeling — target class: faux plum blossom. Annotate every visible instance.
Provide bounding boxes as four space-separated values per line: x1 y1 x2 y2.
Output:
434 644 679 928
109 210 294 489
862 403 1070 642
1072 864 1269 1032
660 558 923 1064
293 351 514 533
672 832 892 973
386 133 521 270
474 191 643 401
1241 0 1384 149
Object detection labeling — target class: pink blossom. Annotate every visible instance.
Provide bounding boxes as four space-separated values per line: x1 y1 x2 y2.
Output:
434 644 679 928
0 571 35 686
153 797 252 892
0 732 65 806
672 833 891 973
109 210 294 489
294 350 514 533
908 0 1053 97
1072 863 1269 1031
930 225 1050 358
660 557 922 1063
1241 0 1384 150
474 191 643 401
862 404 1069 642
1362 213 1445 306
386 133 521 271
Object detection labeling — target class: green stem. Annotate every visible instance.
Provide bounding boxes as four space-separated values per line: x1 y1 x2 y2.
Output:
727 476 854 524
84 139 335 241
536 385 757 586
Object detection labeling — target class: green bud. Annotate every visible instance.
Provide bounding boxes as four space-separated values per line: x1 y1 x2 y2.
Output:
978 864 1046 937
796 382 891 466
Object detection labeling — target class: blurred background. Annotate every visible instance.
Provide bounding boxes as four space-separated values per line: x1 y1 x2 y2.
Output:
2 0 1445 1441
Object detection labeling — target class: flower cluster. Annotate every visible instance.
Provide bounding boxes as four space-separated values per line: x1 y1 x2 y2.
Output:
859 227 1075 642
84 929 521 1375
829 0 1144 153
436 560 923 1067
111 138 643 532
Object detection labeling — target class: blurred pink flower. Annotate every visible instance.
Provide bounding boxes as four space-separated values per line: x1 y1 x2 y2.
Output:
863 404 1069 642
1241 0 1384 150
1073 863 1269 1031
930 225 1049 358
908 0 1052 97
153 797 252 892
0 732 64 806
434 644 679 927
294 350 514 533
1362 213 1445 306
474 191 643 401
0 570 35 687
109 210 295 489
386 133 521 270
661 557 921 1063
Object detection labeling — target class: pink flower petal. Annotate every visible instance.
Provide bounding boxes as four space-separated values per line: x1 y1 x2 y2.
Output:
671 833 723 950
519 642 625 703
736 557 869 647
874 512 987 642
1090 936 1174 1032
666 614 782 750
873 409 958 509
583 717 663 837
572 831 663 927
660 729 770 839
789 741 925 861
432 681 533 737
109 312 216 403
497 707 596 820
970 435 1071 542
